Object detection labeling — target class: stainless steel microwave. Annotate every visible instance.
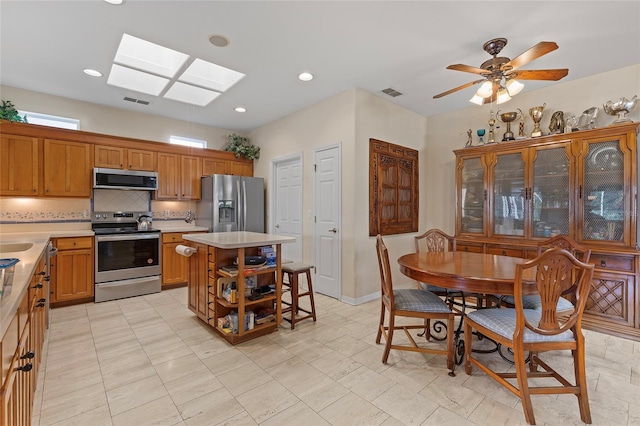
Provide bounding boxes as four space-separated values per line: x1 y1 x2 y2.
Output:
93 168 158 191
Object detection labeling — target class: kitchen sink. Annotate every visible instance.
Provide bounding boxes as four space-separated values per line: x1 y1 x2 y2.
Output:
0 242 34 254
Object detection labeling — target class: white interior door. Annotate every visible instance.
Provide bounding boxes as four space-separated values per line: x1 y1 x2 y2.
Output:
272 155 303 262
314 145 341 299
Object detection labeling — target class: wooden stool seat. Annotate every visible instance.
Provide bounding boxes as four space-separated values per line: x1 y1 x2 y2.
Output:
281 263 317 329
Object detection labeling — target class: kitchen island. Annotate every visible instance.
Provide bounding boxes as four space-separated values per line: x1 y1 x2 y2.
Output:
182 232 295 344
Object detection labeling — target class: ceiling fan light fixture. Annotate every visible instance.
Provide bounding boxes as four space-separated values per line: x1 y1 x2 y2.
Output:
476 81 493 98
506 78 524 96
496 87 511 104
469 94 485 105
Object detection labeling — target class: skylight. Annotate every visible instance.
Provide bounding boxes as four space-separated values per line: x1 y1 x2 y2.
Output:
107 33 245 108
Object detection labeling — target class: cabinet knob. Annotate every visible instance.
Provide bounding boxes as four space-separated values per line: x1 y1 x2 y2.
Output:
20 351 35 360
37 271 46 276
37 298 46 303
31 283 43 289
16 363 33 373
600 260 606 267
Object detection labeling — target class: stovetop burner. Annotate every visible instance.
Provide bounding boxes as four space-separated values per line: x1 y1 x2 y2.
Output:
91 210 160 235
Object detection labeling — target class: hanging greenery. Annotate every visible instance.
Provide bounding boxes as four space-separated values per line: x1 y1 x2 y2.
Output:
224 133 260 160
0 100 27 123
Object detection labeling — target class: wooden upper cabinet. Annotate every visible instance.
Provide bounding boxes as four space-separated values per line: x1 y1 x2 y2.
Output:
202 158 229 176
230 160 253 176
156 152 180 199
181 155 202 200
43 139 92 197
0 134 39 196
94 145 155 171
128 148 155 171
94 145 124 169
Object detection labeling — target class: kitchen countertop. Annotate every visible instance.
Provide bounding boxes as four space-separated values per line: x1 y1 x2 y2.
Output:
0 233 50 338
183 231 296 249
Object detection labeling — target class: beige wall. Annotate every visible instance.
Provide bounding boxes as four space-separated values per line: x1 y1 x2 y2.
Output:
0 85 239 149
425 64 640 234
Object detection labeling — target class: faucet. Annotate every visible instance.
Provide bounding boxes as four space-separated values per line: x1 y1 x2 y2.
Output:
185 210 196 223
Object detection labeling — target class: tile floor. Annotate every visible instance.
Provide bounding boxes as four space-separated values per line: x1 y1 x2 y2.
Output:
32 287 639 426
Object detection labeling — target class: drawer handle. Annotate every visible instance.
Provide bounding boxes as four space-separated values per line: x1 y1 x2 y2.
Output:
502 250 507 256
37 271 46 276
31 283 43 289
20 351 35 360
600 260 606 267
16 363 33 373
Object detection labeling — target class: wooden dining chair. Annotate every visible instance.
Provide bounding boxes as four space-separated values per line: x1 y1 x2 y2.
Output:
463 248 595 425
375 235 455 375
500 235 591 313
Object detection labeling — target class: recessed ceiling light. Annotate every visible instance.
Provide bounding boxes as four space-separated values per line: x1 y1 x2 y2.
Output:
298 72 313 81
209 34 230 47
103 0 124 4
83 68 102 77
235 107 246 113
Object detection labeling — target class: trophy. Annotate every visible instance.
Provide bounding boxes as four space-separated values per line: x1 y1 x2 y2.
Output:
487 111 496 143
497 110 521 141
529 103 546 137
477 129 486 144
603 95 638 124
517 109 526 139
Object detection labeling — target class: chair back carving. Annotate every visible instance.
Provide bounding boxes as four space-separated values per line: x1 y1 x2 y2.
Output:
415 229 456 253
376 235 395 310
536 235 591 262
514 248 594 336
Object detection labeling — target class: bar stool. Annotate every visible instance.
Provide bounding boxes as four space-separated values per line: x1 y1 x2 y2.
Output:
281 262 317 329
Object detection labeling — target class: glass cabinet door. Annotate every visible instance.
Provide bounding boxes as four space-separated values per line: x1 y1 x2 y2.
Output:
460 157 485 234
492 152 525 236
582 139 626 242
531 146 571 238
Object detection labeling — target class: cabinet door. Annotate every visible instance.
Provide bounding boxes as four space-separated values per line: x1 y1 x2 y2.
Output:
52 249 93 301
491 150 526 237
156 153 180 200
43 139 92 197
94 145 124 169
578 136 630 245
162 242 188 286
128 149 155 171
530 144 573 239
202 158 229 176
187 242 208 320
1 320 32 426
230 161 253 176
180 155 202 200
0 134 39 196
457 155 486 235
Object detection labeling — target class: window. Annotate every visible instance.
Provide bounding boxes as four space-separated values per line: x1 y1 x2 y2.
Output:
18 111 79 130
170 135 206 148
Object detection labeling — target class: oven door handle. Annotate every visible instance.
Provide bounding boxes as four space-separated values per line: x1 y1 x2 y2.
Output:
96 233 160 242
95 276 160 288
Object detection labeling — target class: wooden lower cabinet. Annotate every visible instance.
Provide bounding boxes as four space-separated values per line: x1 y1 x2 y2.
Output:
1 252 47 426
162 232 205 288
50 237 94 304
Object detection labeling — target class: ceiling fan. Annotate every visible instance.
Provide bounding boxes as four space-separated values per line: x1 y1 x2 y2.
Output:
433 37 568 104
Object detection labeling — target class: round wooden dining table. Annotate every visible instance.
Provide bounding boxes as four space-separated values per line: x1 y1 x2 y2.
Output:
397 251 537 295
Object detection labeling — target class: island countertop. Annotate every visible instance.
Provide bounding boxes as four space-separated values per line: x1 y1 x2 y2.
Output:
182 231 295 249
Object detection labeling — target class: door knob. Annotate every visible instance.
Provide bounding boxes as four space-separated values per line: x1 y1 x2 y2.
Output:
329 228 338 233
275 224 280 228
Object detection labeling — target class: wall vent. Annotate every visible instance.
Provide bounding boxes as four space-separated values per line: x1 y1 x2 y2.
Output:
123 96 150 105
381 87 403 97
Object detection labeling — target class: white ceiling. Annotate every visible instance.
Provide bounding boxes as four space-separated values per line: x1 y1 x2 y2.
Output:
1 1 639 133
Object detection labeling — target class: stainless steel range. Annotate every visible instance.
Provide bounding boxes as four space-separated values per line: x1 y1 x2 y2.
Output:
92 211 161 303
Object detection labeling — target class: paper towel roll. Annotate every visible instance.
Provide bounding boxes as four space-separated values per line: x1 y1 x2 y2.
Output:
175 245 197 257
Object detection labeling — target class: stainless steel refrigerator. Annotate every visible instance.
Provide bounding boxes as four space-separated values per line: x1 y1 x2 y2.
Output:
196 174 265 233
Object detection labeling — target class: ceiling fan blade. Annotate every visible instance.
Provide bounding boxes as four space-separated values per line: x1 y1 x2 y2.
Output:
433 79 485 99
513 69 569 81
446 64 488 75
504 41 559 71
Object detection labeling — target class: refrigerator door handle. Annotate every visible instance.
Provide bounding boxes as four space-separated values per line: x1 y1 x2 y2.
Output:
242 180 248 231
236 180 242 230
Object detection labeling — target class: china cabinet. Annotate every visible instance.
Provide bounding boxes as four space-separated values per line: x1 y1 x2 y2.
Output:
454 122 639 340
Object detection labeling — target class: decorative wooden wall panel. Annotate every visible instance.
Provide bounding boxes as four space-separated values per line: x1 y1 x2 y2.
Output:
369 138 419 236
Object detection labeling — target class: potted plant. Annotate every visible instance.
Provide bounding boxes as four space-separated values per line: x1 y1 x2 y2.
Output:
224 133 260 160
0 100 27 123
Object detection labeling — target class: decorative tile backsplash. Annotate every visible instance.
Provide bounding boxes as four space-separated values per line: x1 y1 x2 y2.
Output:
0 194 197 224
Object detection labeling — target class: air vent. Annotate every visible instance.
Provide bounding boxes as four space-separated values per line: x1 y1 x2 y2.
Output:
381 87 403 97
123 96 150 105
